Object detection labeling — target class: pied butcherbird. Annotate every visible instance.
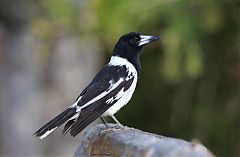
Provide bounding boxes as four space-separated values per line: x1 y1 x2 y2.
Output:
34 32 159 139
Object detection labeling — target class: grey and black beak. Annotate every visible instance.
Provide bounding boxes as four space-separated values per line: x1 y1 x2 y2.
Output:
139 35 160 46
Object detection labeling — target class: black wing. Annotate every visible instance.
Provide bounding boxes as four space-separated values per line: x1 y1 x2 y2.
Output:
65 65 135 136
76 64 131 106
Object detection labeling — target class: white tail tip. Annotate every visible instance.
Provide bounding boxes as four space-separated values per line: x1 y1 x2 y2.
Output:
38 127 57 139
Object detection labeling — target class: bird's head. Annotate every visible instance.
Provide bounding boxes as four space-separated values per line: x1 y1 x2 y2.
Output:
113 32 159 60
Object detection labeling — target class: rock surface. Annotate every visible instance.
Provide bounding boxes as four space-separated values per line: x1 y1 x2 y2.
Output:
74 124 215 157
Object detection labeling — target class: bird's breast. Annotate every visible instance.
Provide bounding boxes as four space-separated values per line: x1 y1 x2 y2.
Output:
103 74 138 116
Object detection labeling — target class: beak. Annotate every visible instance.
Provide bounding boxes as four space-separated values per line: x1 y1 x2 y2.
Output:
139 35 160 46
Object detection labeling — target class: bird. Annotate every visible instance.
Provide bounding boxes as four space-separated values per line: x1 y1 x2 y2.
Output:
34 32 159 139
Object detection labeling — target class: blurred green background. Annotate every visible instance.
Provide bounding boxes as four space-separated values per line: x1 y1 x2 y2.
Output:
0 0 239 156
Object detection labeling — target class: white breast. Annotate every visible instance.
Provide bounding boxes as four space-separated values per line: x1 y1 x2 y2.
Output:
103 56 138 116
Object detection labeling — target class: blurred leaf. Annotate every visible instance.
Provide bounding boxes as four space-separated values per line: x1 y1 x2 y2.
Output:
185 41 203 78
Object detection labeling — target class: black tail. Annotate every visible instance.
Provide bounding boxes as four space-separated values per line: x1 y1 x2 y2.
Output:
34 108 76 139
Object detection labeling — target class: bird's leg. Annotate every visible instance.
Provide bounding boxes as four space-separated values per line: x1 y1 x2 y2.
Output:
100 117 108 128
98 117 113 136
98 115 124 136
110 115 124 128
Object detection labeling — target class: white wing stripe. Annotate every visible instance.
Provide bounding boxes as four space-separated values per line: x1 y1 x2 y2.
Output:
80 77 124 109
106 87 125 104
70 56 137 111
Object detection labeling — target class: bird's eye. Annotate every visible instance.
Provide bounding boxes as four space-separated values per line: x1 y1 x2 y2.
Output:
129 37 139 45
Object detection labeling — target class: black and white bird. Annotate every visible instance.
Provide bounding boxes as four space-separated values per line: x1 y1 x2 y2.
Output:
34 32 159 139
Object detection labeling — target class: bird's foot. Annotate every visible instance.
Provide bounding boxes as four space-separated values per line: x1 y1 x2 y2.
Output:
98 124 125 136
113 123 124 129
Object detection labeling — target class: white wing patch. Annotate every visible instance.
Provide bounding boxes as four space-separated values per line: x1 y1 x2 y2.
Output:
106 87 125 104
70 96 82 112
68 69 126 114
103 74 138 116
79 77 124 109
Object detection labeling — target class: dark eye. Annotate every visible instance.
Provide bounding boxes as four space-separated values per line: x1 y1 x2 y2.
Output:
129 37 139 45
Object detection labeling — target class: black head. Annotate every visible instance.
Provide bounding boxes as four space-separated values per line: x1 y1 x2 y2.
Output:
112 32 159 72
